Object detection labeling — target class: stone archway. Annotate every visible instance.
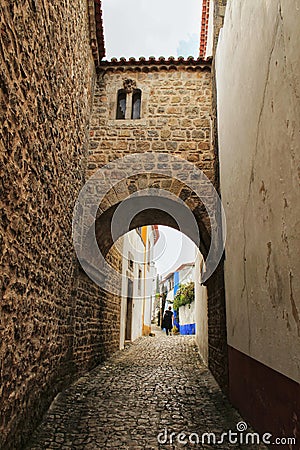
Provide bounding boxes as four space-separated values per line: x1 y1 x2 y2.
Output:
73 153 228 391
75 57 228 391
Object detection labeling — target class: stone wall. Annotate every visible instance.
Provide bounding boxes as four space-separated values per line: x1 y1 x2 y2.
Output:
206 262 228 392
88 61 214 178
101 245 123 355
73 246 122 372
88 61 216 254
0 1 99 448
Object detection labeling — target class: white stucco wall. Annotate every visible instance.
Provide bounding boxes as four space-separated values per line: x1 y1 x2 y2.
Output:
119 296 126 350
120 230 145 348
119 235 129 350
120 227 157 347
143 229 157 329
194 252 208 364
179 301 195 326
216 0 300 382
132 291 143 342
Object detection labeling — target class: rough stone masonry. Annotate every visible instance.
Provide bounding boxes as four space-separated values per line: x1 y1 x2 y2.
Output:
0 1 117 449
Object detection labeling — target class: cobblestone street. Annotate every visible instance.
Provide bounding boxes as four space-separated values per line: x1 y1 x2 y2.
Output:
27 329 266 450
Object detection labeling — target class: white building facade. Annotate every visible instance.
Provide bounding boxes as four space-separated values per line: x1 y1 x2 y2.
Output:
119 226 159 349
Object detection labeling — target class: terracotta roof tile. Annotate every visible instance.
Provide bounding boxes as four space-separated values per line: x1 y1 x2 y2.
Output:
89 0 105 66
199 0 211 58
95 0 105 60
98 56 212 72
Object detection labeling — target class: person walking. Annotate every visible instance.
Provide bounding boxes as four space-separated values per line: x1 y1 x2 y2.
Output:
162 306 173 336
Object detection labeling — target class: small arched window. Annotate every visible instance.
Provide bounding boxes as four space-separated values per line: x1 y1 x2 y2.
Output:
131 89 142 119
116 89 127 119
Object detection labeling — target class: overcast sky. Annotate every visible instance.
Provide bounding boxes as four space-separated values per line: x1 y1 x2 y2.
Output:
102 0 203 59
102 0 202 275
153 227 198 277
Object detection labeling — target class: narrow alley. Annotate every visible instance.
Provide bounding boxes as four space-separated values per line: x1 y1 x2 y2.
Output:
27 329 266 450
1 0 300 449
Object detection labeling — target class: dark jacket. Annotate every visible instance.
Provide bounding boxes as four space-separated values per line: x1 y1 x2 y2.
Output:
163 310 173 329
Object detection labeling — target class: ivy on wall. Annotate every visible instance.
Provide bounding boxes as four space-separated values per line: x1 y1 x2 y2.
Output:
173 282 195 311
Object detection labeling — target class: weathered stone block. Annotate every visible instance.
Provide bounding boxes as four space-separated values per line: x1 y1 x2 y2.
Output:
187 154 200 163
152 141 166 150
136 141 151 151
119 129 132 137
171 96 181 103
166 141 178 151
192 130 205 139
181 119 193 128
148 130 159 138
166 106 181 115
161 129 171 139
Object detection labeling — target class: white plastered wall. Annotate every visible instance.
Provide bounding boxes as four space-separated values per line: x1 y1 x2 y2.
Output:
195 252 208 364
216 0 300 382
